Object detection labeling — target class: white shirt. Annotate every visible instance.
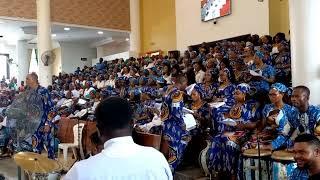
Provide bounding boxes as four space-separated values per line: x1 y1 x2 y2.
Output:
96 80 107 89
195 70 205 83
72 89 80 98
64 136 172 180
106 79 115 88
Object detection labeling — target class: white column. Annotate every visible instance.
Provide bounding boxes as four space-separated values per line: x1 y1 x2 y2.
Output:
37 0 52 87
289 0 320 104
16 40 30 83
129 0 141 57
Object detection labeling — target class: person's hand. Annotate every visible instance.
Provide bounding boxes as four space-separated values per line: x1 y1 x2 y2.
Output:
266 114 277 125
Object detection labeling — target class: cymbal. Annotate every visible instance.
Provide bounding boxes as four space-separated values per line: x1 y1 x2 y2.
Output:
13 152 61 173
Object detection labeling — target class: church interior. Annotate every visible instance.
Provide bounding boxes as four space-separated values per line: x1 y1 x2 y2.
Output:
1 0 320 179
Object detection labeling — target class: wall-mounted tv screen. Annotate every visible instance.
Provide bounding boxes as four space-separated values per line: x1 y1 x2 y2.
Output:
201 0 231 22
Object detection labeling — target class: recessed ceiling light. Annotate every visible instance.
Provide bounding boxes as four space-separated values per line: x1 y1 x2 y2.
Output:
125 38 130 41
51 34 57 37
97 31 104 35
64 27 70 31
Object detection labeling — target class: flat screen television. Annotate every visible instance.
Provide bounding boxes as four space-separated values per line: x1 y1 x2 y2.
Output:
201 0 231 22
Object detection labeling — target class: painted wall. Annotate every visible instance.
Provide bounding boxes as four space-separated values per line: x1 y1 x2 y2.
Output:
0 43 17 80
92 51 129 65
52 47 61 76
269 0 290 38
140 0 177 53
175 0 270 51
97 41 130 58
60 42 96 74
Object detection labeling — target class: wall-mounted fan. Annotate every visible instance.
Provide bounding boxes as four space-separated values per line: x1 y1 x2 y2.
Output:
41 50 55 66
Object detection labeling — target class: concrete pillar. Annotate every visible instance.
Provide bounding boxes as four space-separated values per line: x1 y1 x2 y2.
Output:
289 0 320 104
129 0 141 57
37 0 52 87
16 40 30 84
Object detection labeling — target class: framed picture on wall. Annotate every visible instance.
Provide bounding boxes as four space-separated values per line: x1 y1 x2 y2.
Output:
201 0 232 22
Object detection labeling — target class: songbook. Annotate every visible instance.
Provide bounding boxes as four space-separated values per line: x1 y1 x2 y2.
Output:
183 113 197 131
208 101 225 108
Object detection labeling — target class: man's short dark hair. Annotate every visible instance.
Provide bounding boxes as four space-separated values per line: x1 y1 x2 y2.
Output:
293 86 310 98
294 134 320 148
95 97 132 133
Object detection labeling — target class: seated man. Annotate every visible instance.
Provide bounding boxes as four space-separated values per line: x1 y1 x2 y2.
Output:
291 134 320 180
290 86 320 135
64 97 172 180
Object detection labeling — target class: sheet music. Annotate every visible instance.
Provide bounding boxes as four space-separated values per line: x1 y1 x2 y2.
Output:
209 101 225 108
249 70 263 77
183 113 197 131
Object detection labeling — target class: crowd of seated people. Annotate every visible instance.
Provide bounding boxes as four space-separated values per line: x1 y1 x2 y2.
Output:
1 32 320 179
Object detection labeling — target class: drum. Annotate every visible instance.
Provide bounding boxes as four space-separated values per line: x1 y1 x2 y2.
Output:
242 148 272 180
271 150 296 180
132 131 162 150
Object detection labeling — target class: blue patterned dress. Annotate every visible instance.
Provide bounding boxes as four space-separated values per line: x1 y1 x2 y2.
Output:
274 52 291 78
249 64 276 93
262 104 294 150
32 86 55 159
162 87 190 172
199 83 218 103
215 83 236 107
135 100 156 125
208 101 258 175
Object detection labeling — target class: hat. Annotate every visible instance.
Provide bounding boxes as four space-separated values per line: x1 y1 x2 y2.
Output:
271 83 288 93
236 83 251 94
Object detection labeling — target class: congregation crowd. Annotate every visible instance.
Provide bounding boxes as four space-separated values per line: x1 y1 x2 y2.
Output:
1 32 320 179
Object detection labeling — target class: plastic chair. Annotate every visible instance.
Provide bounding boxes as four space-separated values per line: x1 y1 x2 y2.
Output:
58 123 85 161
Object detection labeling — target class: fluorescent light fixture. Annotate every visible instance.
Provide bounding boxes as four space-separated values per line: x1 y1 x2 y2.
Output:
64 27 71 31
125 38 130 41
0 21 4 24
51 34 57 37
97 31 104 35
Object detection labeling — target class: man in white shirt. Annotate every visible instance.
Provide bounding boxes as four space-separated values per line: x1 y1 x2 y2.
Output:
64 97 172 180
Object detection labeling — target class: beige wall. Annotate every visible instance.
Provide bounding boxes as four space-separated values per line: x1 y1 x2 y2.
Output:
175 0 270 51
52 47 61 76
0 0 130 30
98 41 130 57
140 0 177 53
269 0 290 38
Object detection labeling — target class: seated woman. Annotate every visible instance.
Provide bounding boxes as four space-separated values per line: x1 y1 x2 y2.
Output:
184 84 211 165
248 51 276 95
134 87 157 126
199 71 218 103
208 83 258 179
212 68 236 107
273 41 291 86
259 83 293 151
